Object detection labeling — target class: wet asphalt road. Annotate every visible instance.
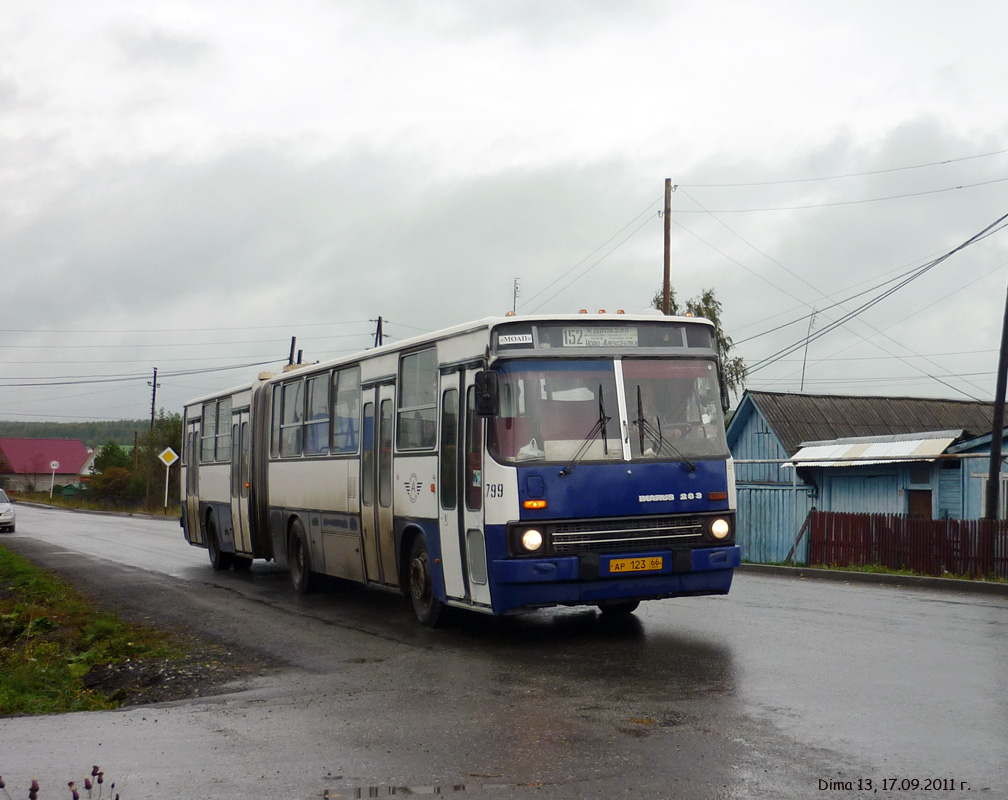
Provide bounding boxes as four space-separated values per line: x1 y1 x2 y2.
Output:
1 504 1006 799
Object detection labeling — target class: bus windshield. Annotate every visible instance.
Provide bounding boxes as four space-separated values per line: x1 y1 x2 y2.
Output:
487 357 728 464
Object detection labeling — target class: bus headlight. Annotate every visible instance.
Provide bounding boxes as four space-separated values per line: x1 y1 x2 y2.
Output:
710 518 730 540
521 529 544 552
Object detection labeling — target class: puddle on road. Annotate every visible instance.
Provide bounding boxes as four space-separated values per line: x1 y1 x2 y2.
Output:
324 779 519 797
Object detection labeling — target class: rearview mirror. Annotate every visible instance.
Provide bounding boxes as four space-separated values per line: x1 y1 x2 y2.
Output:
474 370 500 417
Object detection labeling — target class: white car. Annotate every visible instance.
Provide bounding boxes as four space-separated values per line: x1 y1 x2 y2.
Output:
0 489 14 532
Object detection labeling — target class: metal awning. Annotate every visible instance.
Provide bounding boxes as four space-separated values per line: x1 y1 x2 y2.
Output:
785 430 963 468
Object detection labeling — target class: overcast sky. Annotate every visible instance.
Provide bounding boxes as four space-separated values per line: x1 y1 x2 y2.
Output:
3 0 1008 423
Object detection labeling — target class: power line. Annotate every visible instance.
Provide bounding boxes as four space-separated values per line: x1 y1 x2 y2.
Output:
0 320 371 335
0 359 284 388
746 210 1008 384
676 182 1006 399
681 147 1008 188
675 175 1008 213
520 196 663 311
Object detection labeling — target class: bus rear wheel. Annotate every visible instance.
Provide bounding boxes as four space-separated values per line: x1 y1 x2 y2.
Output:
207 519 232 571
288 518 314 594
408 535 444 627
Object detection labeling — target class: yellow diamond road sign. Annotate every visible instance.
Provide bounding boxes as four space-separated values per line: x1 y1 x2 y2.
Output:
159 447 179 467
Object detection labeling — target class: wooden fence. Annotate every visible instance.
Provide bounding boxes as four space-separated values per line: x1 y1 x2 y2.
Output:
807 510 1008 580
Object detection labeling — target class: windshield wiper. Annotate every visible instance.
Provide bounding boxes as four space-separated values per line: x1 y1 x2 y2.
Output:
559 383 610 477
632 386 696 471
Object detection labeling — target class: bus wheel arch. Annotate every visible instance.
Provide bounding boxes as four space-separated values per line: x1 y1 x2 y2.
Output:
287 516 314 594
402 528 445 627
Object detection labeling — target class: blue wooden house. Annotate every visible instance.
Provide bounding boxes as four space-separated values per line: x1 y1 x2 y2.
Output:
726 391 999 563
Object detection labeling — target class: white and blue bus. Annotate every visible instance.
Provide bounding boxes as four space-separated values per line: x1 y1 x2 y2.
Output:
181 314 740 625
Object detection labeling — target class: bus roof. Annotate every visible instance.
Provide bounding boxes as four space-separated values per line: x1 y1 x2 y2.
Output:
184 312 715 409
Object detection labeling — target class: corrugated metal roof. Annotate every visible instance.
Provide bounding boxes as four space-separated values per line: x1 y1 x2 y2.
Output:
0 438 91 476
787 430 961 467
746 391 996 455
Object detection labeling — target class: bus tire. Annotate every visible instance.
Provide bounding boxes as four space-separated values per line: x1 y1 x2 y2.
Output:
598 600 640 615
288 518 314 594
232 555 253 571
207 518 232 571
407 534 445 627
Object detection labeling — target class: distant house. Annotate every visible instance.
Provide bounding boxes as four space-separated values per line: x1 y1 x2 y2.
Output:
0 438 94 491
726 391 1001 563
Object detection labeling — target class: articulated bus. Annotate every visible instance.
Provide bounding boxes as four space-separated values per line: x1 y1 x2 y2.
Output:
180 314 740 625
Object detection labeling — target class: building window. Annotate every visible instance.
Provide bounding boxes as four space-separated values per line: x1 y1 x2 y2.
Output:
909 464 930 485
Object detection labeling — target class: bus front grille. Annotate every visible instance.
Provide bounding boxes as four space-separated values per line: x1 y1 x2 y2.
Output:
551 517 705 554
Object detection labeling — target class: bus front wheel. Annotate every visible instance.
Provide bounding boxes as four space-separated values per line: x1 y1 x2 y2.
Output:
407 535 444 627
598 600 640 615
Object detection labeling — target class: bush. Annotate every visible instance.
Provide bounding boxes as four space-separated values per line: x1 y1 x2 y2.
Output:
88 467 135 507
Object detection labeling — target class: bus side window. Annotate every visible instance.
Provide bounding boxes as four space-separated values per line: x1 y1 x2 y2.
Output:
280 380 304 457
397 348 437 450
304 373 330 455
466 387 482 511
333 367 361 454
201 402 216 462
440 388 458 509
270 385 283 458
361 403 375 506
216 397 231 461
378 399 393 507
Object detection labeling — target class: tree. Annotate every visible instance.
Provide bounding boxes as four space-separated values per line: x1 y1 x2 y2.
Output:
89 440 139 505
652 285 747 396
92 440 133 474
138 410 184 507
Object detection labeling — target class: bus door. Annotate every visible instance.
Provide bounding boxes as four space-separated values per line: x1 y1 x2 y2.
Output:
360 384 398 585
462 372 491 606
230 410 251 554
437 369 491 606
184 419 201 545
437 371 466 599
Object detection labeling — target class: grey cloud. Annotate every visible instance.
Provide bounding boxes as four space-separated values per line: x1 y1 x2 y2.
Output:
113 27 212 67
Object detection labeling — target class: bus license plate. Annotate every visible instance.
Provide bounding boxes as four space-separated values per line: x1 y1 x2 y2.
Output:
608 556 663 574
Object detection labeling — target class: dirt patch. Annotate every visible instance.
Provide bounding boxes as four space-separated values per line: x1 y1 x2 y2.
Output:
82 636 276 707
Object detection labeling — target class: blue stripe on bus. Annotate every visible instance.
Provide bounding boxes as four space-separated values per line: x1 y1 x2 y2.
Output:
516 459 729 520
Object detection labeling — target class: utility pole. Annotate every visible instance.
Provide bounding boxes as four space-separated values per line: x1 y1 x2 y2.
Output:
148 367 159 436
146 367 160 503
985 279 1008 522
662 178 672 315
800 308 817 392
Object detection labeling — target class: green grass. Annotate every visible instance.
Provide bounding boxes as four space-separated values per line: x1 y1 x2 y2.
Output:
0 544 182 715
745 559 1006 583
